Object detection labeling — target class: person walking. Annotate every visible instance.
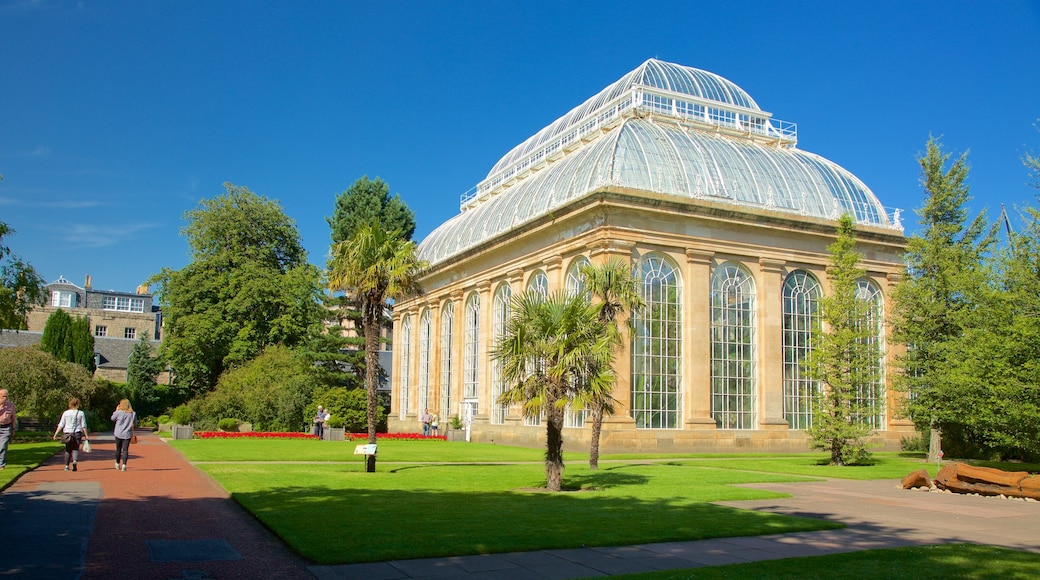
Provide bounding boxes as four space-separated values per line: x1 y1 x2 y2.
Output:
0 389 14 470
111 399 136 471
53 398 88 472
313 406 326 439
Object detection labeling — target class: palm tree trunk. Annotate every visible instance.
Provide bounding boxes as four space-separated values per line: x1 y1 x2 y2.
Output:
364 316 380 473
589 401 603 471
545 403 565 492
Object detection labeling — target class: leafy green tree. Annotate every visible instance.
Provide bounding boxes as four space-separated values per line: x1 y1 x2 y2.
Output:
126 334 165 416
151 183 325 394
0 346 96 425
493 291 613 491
327 221 425 472
313 177 419 393
71 314 96 373
891 138 995 461
576 257 644 470
198 345 317 431
40 309 96 373
327 176 417 244
806 215 882 466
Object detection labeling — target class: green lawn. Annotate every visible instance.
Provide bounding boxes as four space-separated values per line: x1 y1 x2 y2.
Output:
0 440 62 491
175 439 961 565
610 544 1040 579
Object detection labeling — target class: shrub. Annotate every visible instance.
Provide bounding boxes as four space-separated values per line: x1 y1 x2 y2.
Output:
156 414 171 425
171 404 192 425
218 418 240 432
310 386 381 433
326 416 345 429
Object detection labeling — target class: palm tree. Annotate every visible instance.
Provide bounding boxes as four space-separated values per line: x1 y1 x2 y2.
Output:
493 290 613 491
327 221 426 472
578 257 645 470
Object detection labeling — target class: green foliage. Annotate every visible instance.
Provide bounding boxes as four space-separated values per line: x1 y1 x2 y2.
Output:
39 310 96 373
310 386 380 433
0 217 46 331
0 346 100 425
450 415 464 429
171 404 192 425
325 415 345 429
218 418 240 431
327 176 417 244
124 336 169 417
197 345 317 432
151 183 325 394
891 138 995 455
327 219 426 470
493 290 614 490
806 215 880 465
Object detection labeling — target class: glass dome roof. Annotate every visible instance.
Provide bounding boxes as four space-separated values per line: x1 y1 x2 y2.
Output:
419 59 900 265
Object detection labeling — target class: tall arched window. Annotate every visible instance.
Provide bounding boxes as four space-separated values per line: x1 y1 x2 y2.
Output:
855 278 885 429
463 293 480 400
439 300 454 422
491 283 512 424
782 270 821 429
632 254 682 429
399 314 413 421
527 270 548 298
418 308 432 414
711 262 757 429
565 256 590 298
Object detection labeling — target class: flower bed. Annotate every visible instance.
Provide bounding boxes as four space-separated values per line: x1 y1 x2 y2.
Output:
193 431 446 441
195 431 318 439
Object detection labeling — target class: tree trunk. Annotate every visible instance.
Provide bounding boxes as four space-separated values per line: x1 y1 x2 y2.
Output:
544 404 565 492
926 423 942 464
588 401 603 471
364 315 380 473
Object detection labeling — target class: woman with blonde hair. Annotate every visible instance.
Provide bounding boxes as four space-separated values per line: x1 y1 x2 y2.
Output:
53 398 88 471
111 399 137 471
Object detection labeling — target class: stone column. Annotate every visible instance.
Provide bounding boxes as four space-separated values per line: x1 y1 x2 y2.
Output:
589 239 637 429
757 257 789 430
684 248 716 428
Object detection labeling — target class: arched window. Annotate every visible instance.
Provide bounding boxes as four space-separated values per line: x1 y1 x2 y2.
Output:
399 314 413 421
711 262 757 429
418 308 432 413
527 270 548 298
782 270 821 429
566 256 590 298
439 300 454 422
463 293 480 401
855 278 885 429
631 254 682 429
491 283 512 424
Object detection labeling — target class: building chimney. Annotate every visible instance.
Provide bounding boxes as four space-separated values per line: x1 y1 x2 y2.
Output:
84 274 92 289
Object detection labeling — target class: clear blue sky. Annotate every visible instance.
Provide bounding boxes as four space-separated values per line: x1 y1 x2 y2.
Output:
2 0 1038 293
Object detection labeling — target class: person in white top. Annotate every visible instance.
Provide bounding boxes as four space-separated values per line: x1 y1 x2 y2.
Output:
52 397 89 472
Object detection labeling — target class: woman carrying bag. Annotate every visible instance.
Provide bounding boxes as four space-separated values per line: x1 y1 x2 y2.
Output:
53 397 89 472
111 399 137 471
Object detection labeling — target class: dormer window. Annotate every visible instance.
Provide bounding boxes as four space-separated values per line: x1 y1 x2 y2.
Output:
51 291 78 308
102 296 145 313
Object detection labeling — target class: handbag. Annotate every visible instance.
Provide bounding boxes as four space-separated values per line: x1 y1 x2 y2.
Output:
60 432 74 444
130 433 138 444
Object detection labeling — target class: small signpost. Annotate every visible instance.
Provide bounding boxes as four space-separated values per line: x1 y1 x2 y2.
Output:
353 443 377 457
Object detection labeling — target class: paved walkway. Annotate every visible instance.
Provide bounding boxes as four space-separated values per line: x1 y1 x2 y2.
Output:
2 433 1038 579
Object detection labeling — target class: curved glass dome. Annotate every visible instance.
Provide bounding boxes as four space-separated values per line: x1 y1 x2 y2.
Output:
419 60 899 265
487 59 761 179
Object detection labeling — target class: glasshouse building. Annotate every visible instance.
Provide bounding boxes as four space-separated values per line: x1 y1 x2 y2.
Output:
390 58 910 453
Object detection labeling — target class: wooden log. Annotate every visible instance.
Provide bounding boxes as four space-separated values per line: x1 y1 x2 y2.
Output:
934 463 960 488
955 463 1030 487
1019 476 1040 500
901 468 931 489
939 477 1018 497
